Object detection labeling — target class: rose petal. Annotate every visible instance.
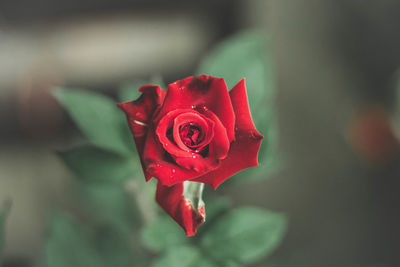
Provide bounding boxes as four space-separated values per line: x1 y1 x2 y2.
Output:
144 130 221 185
156 181 205 236
151 108 232 182
174 154 220 173
154 109 222 175
173 109 230 171
144 129 215 185
195 79 263 189
154 75 235 142
173 112 214 152
156 109 214 158
200 109 231 160
117 85 166 179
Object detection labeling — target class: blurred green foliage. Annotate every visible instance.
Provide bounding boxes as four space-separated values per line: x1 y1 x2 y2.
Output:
53 88 134 155
45 212 144 267
49 85 150 266
78 182 137 232
59 145 139 184
141 207 287 266
141 215 188 252
198 31 273 123
201 207 287 264
45 213 107 267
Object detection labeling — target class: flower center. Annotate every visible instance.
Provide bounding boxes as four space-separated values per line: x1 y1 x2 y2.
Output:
179 124 203 148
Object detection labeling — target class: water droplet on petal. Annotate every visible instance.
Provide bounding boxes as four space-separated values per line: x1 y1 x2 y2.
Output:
172 169 176 173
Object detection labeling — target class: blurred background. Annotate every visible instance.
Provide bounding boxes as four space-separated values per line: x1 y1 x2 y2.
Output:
1 0 400 266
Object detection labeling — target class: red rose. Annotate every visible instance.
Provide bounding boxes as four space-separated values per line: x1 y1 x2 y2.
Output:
118 75 263 235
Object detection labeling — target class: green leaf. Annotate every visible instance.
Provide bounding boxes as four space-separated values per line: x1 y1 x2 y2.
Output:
118 75 166 102
44 212 106 267
203 196 231 222
93 226 146 267
141 215 187 252
59 145 140 184
197 31 282 181
44 212 144 267
196 195 232 237
197 31 273 127
201 207 287 264
53 88 134 155
78 183 138 232
151 245 217 267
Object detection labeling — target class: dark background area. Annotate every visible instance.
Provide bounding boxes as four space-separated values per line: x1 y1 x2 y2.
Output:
1 1 400 267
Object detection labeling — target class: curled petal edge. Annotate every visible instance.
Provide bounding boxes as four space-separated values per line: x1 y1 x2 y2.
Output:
155 181 205 236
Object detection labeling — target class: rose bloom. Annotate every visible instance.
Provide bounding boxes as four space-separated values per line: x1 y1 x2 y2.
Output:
118 75 263 236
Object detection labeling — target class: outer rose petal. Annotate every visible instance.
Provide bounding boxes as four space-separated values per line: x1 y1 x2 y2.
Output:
117 85 166 179
200 109 231 159
154 75 235 142
143 129 216 185
156 182 205 236
195 79 263 189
